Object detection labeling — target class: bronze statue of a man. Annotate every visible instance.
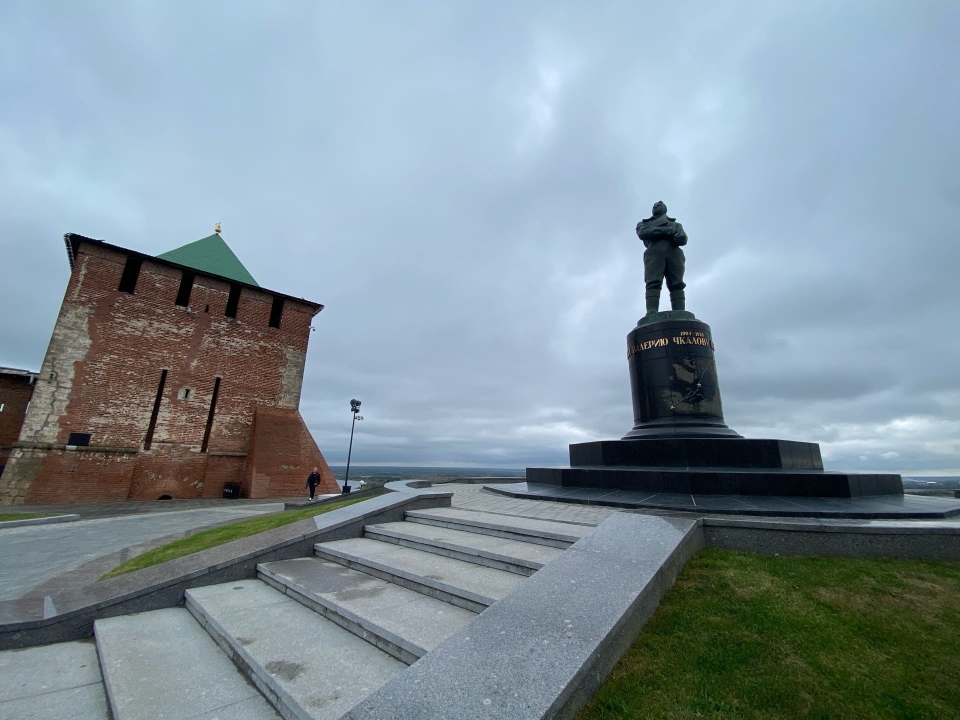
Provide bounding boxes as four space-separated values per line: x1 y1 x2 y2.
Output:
636 201 687 314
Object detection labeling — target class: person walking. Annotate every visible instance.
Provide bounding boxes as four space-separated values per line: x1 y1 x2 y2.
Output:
305 467 321 501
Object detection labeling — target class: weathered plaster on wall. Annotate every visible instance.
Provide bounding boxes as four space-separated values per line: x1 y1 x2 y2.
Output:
0 449 44 505
17 303 92 445
279 348 306 410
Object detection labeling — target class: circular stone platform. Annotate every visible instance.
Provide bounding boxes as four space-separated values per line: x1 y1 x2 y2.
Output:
484 482 960 520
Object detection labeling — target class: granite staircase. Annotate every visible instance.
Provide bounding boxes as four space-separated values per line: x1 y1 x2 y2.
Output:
2 507 591 720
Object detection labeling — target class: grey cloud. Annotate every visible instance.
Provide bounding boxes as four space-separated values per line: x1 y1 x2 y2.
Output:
2 1 958 474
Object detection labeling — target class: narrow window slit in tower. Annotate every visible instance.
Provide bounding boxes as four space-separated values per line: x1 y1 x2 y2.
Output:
144 370 167 450
118 256 142 293
269 296 284 328
175 272 195 307
225 285 241 319
201 377 221 453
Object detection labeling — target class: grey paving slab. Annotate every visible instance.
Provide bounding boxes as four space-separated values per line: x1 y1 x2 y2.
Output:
365 521 564 574
734 496 809 511
95 607 279 720
405 507 594 546
557 487 621 501
185 579 405 720
654 493 698 508
0 639 108 719
190 697 286 720
344 513 703 720
0 682 109 719
689 495 761 511
0 504 283 600
0 638 103 702
449 484 618 525
258 557 476 663
523 485 590 498
580 489 659 505
316 537 524 612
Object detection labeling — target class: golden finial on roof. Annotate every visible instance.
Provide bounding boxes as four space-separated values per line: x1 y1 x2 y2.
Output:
214 222 222 234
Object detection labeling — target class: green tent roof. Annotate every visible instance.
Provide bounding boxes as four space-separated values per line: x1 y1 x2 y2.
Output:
156 234 259 287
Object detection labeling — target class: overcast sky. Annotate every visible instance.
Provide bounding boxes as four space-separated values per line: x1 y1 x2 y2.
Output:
2 2 958 474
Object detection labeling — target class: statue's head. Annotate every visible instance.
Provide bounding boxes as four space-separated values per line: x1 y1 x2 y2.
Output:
652 201 667 217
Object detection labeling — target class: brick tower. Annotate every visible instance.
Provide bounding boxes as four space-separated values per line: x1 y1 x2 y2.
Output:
0 230 339 505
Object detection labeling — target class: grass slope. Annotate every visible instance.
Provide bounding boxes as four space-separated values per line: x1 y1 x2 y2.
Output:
101 490 386 580
579 548 960 719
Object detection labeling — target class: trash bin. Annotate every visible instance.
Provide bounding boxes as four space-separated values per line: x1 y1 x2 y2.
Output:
222 483 241 499
341 484 352 495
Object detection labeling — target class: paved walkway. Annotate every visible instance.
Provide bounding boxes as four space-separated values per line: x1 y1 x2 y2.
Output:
0 503 283 601
448 484 619 526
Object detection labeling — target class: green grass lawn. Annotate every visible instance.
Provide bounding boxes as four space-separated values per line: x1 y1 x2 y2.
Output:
101 490 386 580
578 548 960 720
0 512 58 522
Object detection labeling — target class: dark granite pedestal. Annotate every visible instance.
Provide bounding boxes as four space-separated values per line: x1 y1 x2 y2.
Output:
529 437 903 498
516 314 942 519
625 317 740 438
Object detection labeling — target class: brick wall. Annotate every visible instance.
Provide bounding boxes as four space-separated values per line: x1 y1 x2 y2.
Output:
243 408 339 498
0 373 35 472
127 448 209 501
23 449 137 504
202 455 247 499
0 238 329 505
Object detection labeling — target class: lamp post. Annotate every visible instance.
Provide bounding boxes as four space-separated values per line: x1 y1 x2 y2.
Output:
342 399 362 494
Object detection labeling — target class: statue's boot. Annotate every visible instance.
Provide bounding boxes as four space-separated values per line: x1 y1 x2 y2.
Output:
669 290 685 311
645 291 660 314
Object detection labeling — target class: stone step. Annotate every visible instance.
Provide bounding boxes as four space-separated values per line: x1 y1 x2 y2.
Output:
258 556 476 665
185 579 404 720
404 507 593 547
364 521 565 575
0 640 109 720
344 513 703 720
315 537 523 613
95 607 279 720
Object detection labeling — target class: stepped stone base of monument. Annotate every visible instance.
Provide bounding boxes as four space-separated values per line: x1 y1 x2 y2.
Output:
572 438 826 470
511 436 960 519
528 437 903 498
527 466 903 498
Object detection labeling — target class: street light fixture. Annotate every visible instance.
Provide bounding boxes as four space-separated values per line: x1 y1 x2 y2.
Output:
343 399 362 494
